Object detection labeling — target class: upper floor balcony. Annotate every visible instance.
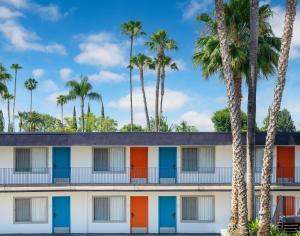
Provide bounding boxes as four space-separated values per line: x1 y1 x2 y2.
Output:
0 166 298 186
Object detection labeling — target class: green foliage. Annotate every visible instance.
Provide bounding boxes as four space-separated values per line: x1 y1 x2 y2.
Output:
0 110 4 132
20 112 62 132
149 116 172 132
270 225 288 236
24 78 38 91
96 116 118 132
211 108 248 132
248 219 259 236
175 120 198 132
120 123 144 132
262 108 296 132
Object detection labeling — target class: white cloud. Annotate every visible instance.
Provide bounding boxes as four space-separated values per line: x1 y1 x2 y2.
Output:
179 111 213 131
0 20 66 54
0 6 23 19
40 79 58 92
46 90 69 104
0 0 61 21
270 6 300 59
89 70 125 83
74 32 126 67
108 85 189 113
182 0 212 20
32 68 44 78
59 68 72 81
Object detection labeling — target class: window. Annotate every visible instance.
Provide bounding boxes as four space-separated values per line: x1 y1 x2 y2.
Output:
255 147 264 173
15 148 48 173
93 148 125 172
182 196 214 222
15 197 47 223
182 147 215 172
93 196 126 222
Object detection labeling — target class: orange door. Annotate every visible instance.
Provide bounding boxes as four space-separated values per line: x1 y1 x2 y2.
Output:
277 196 295 216
130 147 148 181
276 146 295 183
130 196 148 233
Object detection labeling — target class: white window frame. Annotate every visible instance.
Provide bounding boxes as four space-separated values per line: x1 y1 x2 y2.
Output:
181 147 215 173
14 147 48 173
181 195 215 223
14 197 48 224
93 147 126 173
93 196 126 223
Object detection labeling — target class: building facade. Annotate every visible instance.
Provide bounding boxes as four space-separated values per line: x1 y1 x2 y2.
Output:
0 132 299 234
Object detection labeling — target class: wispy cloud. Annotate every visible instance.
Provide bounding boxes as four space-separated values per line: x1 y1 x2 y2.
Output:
181 0 213 20
178 111 213 131
270 5 300 59
74 32 126 67
0 20 66 54
0 0 61 21
89 70 125 83
59 68 73 81
0 6 23 19
32 68 44 78
40 79 58 92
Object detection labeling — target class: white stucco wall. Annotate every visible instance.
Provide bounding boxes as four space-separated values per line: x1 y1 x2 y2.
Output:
0 191 231 234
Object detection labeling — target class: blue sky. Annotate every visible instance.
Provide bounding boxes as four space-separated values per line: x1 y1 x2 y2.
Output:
0 0 299 130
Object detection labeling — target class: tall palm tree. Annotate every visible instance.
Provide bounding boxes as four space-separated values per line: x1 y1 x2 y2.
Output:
258 0 297 234
145 30 178 131
130 53 154 129
100 94 105 119
247 0 259 221
121 21 145 131
24 78 38 112
10 64 22 131
193 0 281 225
214 0 248 234
3 92 14 131
160 56 178 121
66 76 101 132
0 64 11 98
56 95 67 125
17 111 26 132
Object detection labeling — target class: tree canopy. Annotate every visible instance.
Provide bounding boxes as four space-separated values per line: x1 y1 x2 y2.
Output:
262 108 296 132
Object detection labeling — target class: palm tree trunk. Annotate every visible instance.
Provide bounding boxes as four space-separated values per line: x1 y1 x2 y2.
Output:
139 66 150 129
81 98 85 132
129 36 134 132
7 100 10 132
61 105 64 125
247 0 259 222
215 0 248 235
258 1 297 234
12 69 17 132
155 49 163 132
30 91 32 113
160 65 166 128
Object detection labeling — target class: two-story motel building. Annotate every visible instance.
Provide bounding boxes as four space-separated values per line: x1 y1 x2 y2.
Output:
0 132 299 234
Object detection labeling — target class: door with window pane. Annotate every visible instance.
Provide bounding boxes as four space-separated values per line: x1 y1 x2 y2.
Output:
52 196 70 233
130 147 148 184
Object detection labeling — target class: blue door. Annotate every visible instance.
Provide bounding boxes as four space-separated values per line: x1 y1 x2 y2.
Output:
52 147 70 183
159 147 177 183
52 196 70 233
159 196 176 233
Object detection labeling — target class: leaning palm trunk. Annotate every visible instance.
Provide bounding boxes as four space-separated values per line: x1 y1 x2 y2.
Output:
160 65 166 125
61 105 64 126
215 0 248 235
12 70 17 132
129 36 134 132
258 1 297 234
139 66 150 129
7 99 11 131
30 91 32 113
155 49 163 132
81 98 85 132
247 0 259 221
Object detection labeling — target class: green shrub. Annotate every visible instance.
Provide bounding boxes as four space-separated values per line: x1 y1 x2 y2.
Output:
249 218 259 235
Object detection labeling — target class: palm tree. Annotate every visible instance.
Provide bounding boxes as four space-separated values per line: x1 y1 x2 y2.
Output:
17 111 26 132
11 64 22 131
24 78 38 112
214 0 248 234
25 111 44 132
258 1 297 234
246 0 259 221
121 21 145 131
3 92 14 131
160 56 178 121
130 53 154 129
193 0 281 225
100 94 105 119
0 64 11 98
56 95 67 125
66 76 101 132
175 121 198 132
145 30 178 131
